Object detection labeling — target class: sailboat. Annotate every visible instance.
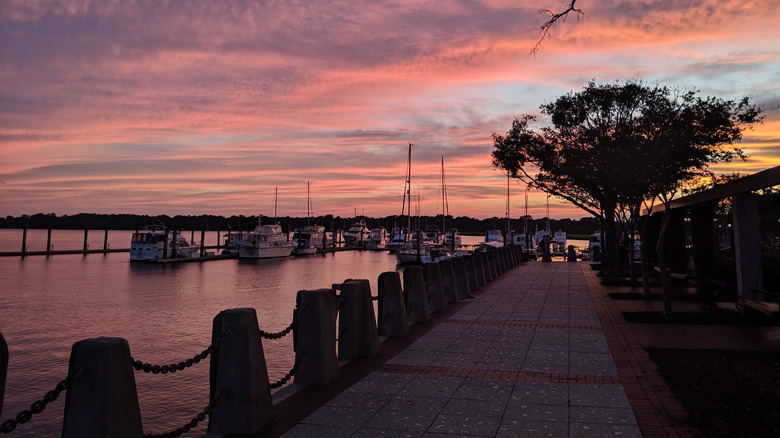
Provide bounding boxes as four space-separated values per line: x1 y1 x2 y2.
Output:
512 188 537 255
293 181 326 255
236 188 295 259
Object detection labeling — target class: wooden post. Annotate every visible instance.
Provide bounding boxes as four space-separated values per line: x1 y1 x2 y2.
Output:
377 272 409 337
403 265 430 323
733 193 763 310
293 289 340 385
103 228 109 252
21 227 27 254
208 308 273 434
462 255 478 293
439 258 459 303
217 230 221 249
83 229 89 252
1 330 7 418
336 280 379 360
424 262 446 312
451 257 470 301
47 228 52 254
62 337 143 438
200 230 206 257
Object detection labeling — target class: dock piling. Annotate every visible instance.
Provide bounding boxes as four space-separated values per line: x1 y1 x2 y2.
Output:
209 308 273 434
403 265 430 323
62 337 143 438
293 289 340 386
335 280 379 360
377 272 409 337
1 331 7 418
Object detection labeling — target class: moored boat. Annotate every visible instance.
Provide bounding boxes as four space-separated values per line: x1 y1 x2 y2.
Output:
478 229 504 251
236 224 295 259
130 225 200 261
366 227 388 249
342 220 370 248
293 225 326 255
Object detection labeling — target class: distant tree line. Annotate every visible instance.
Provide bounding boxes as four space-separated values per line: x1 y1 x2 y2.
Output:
0 212 601 237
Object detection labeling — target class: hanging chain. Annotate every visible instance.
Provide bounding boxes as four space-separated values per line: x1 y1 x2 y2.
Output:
143 389 224 438
132 327 233 374
269 354 302 389
0 370 78 434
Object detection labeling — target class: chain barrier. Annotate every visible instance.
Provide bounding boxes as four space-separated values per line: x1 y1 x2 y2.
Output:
143 389 224 438
132 328 233 374
0 370 78 434
258 311 299 340
269 353 302 389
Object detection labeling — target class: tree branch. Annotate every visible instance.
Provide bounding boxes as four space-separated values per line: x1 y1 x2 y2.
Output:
531 0 585 55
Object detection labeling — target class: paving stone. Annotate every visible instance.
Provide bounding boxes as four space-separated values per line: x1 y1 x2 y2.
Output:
399 375 466 398
569 422 643 437
348 371 416 394
569 406 638 425
511 381 569 406
365 408 439 433
384 395 451 416
569 352 619 376
352 428 423 438
281 423 358 438
497 419 569 437
429 351 482 368
386 349 440 367
326 387 394 410
441 397 508 417
503 402 569 422
427 413 502 436
569 383 632 408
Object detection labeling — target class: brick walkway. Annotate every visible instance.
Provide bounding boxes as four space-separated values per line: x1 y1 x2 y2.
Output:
244 261 696 437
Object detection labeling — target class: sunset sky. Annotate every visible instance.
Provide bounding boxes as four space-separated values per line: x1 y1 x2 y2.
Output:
2 0 779 220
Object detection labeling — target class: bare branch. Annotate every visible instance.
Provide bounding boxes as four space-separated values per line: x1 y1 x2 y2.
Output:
531 0 585 55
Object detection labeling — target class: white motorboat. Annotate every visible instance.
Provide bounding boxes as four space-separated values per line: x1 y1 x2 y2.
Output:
221 230 246 255
478 229 504 251
236 224 295 259
342 220 370 248
130 225 200 261
366 227 388 249
293 225 326 255
552 229 567 255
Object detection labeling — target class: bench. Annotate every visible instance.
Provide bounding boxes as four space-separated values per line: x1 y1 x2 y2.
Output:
745 298 780 316
746 289 780 316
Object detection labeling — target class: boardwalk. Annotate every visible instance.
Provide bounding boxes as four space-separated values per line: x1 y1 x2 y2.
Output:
249 262 693 438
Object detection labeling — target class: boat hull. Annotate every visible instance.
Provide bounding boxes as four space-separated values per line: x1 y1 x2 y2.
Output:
238 245 294 259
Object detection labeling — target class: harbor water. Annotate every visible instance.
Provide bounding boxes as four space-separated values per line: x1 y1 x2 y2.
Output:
0 229 403 436
0 229 583 436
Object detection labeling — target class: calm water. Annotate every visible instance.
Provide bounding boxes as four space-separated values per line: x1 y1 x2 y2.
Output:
0 229 406 437
0 229 580 436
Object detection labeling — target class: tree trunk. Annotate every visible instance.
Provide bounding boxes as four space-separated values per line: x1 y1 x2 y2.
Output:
656 206 673 315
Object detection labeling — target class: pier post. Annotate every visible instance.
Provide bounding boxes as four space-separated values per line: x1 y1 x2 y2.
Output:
424 262 447 312
293 289 340 385
62 337 143 438
208 308 273 434
1 331 7 418
733 193 763 310
377 272 409 337
200 230 206 257
82 228 89 252
336 280 379 360
451 257 470 300
473 252 486 286
439 258 459 303
103 228 109 251
462 255 478 293
485 251 496 280
21 228 27 254
217 230 221 249
47 228 52 254
403 265 431 323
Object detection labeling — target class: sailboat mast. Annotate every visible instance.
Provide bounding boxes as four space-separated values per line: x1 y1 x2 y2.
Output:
307 181 311 226
274 186 278 224
406 143 412 234
441 157 446 232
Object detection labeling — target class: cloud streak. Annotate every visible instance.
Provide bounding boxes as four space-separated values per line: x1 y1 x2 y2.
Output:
1 0 778 219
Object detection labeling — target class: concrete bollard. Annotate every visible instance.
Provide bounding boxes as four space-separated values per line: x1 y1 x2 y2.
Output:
424 262 447 312
403 265 431 323
475 252 487 285
438 258 459 303
293 289 340 385
462 255 478 293
1 331 7 418
208 308 273 434
62 337 143 438
451 257 471 301
568 245 577 262
378 272 409 337
485 251 496 281
336 280 380 360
